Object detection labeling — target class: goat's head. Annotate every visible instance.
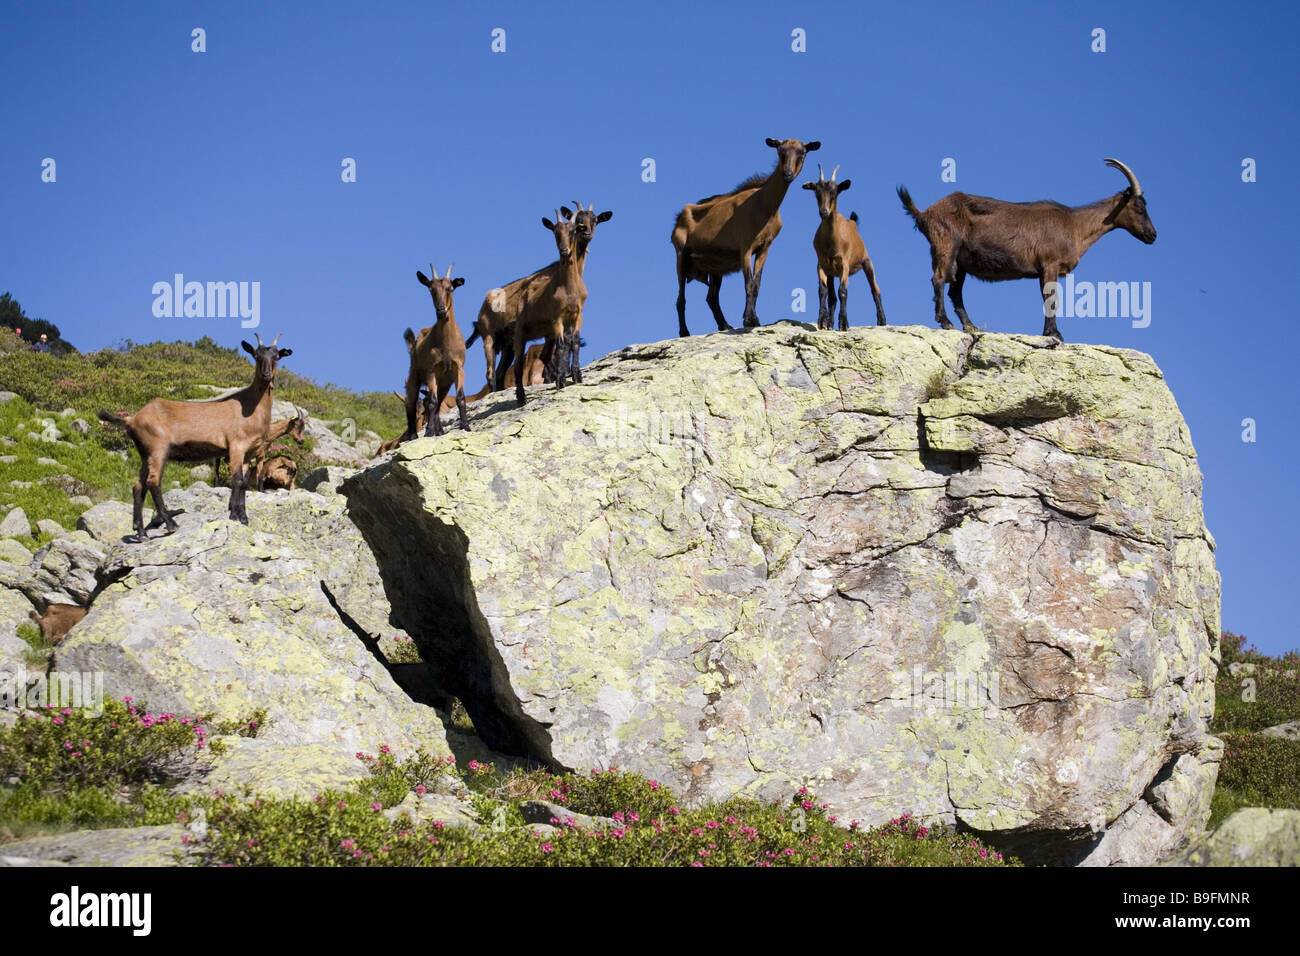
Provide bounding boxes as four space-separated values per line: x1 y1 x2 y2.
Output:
542 208 579 263
241 333 292 384
1102 158 1157 244
764 137 821 184
801 164 851 219
416 263 465 319
562 201 613 249
287 410 307 442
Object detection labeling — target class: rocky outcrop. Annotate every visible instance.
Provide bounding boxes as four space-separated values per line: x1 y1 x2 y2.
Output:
343 323 1221 865
53 485 450 796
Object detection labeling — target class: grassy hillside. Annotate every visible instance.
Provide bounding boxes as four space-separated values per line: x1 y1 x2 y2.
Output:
0 333 406 547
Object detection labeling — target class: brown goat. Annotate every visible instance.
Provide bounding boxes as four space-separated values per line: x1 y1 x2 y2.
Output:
254 455 298 491
439 343 545 412
403 263 470 438
98 334 292 539
897 158 1157 340
214 410 305 486
511 212 587 406
469 203 611 392
802 165 887 330
29 603 87 644
673 137 820 336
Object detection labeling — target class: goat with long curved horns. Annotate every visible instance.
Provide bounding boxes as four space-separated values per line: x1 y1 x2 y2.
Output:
897 158 1156 340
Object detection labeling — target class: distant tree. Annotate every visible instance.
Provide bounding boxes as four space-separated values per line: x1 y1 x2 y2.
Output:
0 292 76 355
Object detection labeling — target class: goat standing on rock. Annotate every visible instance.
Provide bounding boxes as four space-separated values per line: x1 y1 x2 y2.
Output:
802 164 887 329
98 334 292 540
672 137 820 336
404 263 470 439
511 211 588 407
897 158 1156 340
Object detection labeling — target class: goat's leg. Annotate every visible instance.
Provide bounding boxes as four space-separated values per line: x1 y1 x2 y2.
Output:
227 448 250 525
862 256 887 327
130 477 146 541
433 378 453 437
424 384 442 437
551 321 569 389
144 452 178 533
704 274 729 331
837 268 850 331
569 329 582 384
515 325 531 406
948 268 980 334
455 368 471 432
495 339 516 390
816 265 830 329
403 377 420 442
482 332 498 393
739 250 759 328
676 252 691 337
743 246 771 329
1040 270 1064 341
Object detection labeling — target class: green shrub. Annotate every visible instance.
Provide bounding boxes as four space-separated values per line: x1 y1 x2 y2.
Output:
1208 733 1300 828
1213 633 1300 734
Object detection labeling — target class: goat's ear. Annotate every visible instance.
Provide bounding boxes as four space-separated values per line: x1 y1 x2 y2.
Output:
837 179 851 193
416 271 431 286
596 210 613 223
451 277 465 289
241 340 256 356
801 181 815 190
542 217 556 230
277 347 293 358
765 137 781 148
560 205 573 219
805 141 821 152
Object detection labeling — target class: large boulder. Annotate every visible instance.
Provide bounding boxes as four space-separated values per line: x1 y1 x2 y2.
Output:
56 484 450 796
342 324 1221 865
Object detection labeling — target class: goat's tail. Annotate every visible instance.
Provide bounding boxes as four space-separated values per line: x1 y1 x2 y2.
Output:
465 327 480 348
896 186 928 237
403 328 416 350
96 410 129 430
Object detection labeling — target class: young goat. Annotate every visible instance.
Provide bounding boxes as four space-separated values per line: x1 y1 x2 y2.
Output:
468 203 611 392
802 165 887 329
673 137 820 335
403 264 470 439
897 158 1156 340
253 455 298 491
511 212 587 406
98 334 292 540
29 603 87 644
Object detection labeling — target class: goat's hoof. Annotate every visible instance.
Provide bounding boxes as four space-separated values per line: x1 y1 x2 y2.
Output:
877 318 887 326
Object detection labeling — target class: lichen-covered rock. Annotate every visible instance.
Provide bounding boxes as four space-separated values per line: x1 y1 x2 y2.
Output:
0 824 197 866
0 539 29 564
301 466 356 496
343 323 1220 865
0 507 29 539
1167 809 1300 866
56 484 450 796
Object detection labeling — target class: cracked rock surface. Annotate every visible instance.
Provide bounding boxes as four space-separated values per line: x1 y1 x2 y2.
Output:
53 485 450 796
343 323 1221 865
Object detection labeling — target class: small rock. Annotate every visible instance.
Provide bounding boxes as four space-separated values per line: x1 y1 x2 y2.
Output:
68 419 90 434
36 457 64 469
189 465 213 482
0 436 13 446
0 509 30 539
38 474 92 497
1261 721 1300 742
76 501 134 544
36 520 65 538
1168 809 1300 866
0 456 15 464
0 539 30 564
8 481 32 489
0 392 17 403
58 408 76 418
69 495 93 508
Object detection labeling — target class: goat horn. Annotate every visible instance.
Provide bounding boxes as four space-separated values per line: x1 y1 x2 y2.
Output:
271 332 281 346
255 332 264 347
446 262 454 279
818 164 825 182
1104 158 1142 197
831 165 840 182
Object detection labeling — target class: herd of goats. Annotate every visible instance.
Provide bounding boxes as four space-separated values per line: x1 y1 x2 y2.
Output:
96 137 1156 541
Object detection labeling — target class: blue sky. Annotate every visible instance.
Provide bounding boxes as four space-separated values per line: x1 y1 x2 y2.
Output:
3 1 1297 652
